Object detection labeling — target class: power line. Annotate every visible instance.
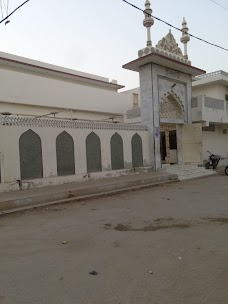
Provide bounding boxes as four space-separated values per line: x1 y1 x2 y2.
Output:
209 0 228 11
0 0 30 25
122 0 228 52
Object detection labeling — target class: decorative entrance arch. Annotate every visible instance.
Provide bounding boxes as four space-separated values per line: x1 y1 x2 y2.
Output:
160 92 185 122
160 93 185 164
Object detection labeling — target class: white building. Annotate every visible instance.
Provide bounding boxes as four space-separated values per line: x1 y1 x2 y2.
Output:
0 51 133 123
192 71 228 165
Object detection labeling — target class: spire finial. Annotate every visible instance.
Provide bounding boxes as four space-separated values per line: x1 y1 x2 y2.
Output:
143 0 154 47
180 17 190 59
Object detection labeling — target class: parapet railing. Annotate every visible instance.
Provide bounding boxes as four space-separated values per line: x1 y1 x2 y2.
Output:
195 70 228 80
0 116 147 131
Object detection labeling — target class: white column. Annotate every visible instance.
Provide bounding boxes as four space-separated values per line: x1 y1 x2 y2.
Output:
147 28 152 46
140 64 162 171
184 43 187 58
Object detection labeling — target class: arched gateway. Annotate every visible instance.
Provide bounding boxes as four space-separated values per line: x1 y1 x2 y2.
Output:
123 0 205 170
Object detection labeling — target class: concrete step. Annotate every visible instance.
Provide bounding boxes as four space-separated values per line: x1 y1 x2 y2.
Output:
169 171 215 176
0 172 178 213
162 165 217 181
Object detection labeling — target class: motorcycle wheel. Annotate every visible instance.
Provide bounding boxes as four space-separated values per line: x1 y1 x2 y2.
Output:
225 167 228 175
205 162 211 169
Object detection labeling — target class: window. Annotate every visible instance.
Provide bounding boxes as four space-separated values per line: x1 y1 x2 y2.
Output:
133 93 139 107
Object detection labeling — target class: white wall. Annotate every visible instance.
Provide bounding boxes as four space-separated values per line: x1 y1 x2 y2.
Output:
0 66 133 115
192 83 228 100
121 87 140 105
202 103 228 124
0 51 111 83
0 119 150 192
192 95 228 125
0 102 124 122
202 124 228 166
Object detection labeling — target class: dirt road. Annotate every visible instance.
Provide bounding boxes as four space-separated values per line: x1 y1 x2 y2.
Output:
0 175 228 304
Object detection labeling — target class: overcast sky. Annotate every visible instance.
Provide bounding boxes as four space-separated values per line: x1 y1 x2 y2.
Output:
1 0 228 89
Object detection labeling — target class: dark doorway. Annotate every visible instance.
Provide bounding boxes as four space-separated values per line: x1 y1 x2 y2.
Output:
169 130 177 150
160 132 166 162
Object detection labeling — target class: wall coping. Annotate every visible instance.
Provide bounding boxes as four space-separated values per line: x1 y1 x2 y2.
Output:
0 116 148 131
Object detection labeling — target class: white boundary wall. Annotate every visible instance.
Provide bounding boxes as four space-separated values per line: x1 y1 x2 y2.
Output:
0 116 150 192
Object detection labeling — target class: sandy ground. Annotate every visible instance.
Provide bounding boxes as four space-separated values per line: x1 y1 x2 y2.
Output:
0 175 228 304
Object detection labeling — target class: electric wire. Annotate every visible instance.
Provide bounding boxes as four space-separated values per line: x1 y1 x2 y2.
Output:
122 0 228 52
0 0 30 25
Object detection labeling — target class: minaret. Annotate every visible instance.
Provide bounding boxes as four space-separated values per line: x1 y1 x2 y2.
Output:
143 0 154 47
180 17 190 59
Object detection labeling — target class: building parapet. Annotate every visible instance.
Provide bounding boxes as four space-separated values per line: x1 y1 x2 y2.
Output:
194 70 228 80
0 116 147 131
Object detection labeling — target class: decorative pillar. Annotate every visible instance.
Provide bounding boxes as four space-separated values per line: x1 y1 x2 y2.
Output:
180 17 190 59
143 0 154 47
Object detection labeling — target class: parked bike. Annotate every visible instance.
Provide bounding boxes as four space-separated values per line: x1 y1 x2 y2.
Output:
225 166 228 175
205 151 221 169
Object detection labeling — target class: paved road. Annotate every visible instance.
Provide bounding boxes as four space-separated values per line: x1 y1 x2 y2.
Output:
0 175 228 304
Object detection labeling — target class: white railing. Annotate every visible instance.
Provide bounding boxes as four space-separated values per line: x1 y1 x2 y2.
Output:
195 70 228 80
0 116 147 131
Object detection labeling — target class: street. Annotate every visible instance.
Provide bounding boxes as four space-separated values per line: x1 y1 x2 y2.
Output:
0 175 228 304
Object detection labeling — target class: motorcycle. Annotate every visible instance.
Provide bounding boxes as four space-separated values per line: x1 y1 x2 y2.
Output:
205 151 221 170
225 166 228 175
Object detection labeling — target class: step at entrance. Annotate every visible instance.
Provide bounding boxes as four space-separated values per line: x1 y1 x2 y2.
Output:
160 165 217 181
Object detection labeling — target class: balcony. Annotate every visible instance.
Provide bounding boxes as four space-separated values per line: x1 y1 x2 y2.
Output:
192 95 228 125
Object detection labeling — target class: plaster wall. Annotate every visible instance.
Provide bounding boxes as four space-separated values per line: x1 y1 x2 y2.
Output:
192 96 228 125
0 66 133 115
181 124 203 164
192 83 228 100
0 122 150 192
0 102 124 122
202 124 228 166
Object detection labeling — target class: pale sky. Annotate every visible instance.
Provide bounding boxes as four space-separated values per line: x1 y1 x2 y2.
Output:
1 0 228 90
